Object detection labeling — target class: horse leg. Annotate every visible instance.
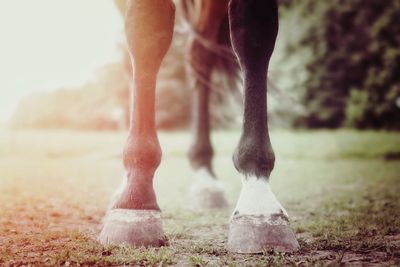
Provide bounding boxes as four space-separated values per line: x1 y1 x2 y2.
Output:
186 0 229 210
99 0 175 247
227 0 299 253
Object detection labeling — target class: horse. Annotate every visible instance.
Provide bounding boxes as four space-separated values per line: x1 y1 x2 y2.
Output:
99 0 299 253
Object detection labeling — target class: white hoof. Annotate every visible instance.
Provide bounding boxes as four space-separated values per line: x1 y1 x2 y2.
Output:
228 214 299 253
189 168 229 210
228 175 299 253
99 209 167 247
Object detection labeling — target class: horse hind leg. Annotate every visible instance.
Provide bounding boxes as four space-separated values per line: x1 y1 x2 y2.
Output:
185 0 229 211
99 0 175 247
227 0 299 253
186 51 229 211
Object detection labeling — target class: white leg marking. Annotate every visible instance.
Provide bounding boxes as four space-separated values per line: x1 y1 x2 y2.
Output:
190 168 224 192
233 175 288 218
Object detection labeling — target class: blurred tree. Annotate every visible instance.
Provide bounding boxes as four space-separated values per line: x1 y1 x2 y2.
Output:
12 62 130 130
281 0 400 129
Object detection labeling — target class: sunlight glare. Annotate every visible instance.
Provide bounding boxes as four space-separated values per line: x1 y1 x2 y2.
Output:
0 0 124 123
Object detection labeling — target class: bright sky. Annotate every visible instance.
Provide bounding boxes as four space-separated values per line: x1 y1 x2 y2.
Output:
0 0 124 122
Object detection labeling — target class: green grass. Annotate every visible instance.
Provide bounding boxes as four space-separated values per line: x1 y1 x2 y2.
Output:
0 129 399 266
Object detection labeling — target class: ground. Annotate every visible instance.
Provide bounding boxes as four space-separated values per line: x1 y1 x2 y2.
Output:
0 129 399 266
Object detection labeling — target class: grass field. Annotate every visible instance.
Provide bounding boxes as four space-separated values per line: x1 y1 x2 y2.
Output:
0 129 399 266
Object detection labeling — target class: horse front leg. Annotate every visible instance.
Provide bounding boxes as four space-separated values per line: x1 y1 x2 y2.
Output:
227 0 299 253
99 0 175 247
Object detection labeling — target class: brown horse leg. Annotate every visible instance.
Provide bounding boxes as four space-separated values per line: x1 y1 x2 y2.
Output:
99 0 175 247
227 0 299 253
186 0 230 211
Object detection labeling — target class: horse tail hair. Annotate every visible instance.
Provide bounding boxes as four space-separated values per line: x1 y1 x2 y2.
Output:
179 0 242 105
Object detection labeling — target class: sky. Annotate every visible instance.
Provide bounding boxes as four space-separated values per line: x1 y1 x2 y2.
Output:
0 0 124 122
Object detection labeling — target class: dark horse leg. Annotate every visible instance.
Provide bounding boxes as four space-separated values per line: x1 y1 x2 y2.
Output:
99 0 175 247
227 0 299 253
186 0 229 210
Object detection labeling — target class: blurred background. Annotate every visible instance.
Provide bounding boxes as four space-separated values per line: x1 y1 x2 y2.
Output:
2 0 399 131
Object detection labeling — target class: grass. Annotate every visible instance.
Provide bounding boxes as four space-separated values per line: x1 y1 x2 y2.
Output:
0 129 399 266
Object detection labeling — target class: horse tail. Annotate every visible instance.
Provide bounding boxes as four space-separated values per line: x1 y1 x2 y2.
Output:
179 0 242 104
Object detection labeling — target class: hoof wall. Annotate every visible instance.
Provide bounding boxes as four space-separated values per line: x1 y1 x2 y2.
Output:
99 209 167 247
190 183 229 210
227 214 299 253
192 187 229 210
189 169 229 210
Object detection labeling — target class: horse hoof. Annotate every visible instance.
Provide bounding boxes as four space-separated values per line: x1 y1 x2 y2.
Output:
227 214 299 253
99 209 167 247
192 187 229 210
189 169 229 210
